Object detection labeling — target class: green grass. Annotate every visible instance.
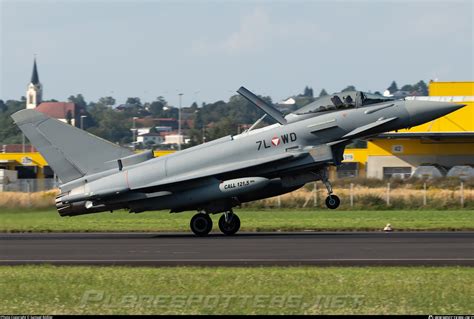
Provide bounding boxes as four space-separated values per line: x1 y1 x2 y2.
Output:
0 265 472 314
0 208 473 232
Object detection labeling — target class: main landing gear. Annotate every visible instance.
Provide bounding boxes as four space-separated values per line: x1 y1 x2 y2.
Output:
218 210 241 235
190 212 213 236
190 209 241 236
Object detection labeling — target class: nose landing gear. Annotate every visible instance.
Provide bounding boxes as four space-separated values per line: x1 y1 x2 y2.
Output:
316 167 341 210
322 178 340 209
325 194 340 209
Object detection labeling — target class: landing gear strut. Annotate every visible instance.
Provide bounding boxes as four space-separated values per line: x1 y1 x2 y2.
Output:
322 178 340 209
190 212 213 236
218 210 241 235
315 167 340 209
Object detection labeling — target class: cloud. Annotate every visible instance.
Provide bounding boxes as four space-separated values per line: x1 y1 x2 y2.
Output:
414 8 471 36
192 7 330 55
221 8 271 54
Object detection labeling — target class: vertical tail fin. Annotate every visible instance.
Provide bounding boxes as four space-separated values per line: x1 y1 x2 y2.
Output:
237 86 287 125
11 109 133 183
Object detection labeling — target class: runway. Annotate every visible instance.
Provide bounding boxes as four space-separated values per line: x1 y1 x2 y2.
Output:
1 232 473 266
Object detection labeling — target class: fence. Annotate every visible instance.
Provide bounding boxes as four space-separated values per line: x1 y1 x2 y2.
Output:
0 179 472 210
0 178 57 193
245 181 473 210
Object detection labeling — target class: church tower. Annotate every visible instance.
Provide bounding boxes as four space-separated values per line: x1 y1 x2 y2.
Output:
26 58 42 109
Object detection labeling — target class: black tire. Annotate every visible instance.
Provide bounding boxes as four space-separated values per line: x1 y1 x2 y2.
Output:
325 195 340 209
190 213 213 236
218 213 241 235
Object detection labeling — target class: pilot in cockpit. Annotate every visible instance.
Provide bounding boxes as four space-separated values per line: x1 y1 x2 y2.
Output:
344 95 353 107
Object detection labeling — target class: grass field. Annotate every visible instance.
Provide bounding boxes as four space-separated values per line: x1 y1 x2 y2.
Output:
1 265 472 315
0 208 473 232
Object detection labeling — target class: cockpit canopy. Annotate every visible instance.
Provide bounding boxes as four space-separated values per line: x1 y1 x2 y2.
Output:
295 91 394 115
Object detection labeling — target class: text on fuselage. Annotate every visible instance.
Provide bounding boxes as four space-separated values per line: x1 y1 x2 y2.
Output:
256 133 297 151
223 179 255 190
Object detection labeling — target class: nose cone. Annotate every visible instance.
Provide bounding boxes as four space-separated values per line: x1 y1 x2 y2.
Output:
405 100 466 127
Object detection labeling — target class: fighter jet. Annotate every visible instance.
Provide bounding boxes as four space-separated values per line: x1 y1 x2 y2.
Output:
11 87 465 236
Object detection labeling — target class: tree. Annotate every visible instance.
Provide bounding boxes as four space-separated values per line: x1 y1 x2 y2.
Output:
0 100 6 113
185 128 205 147
413 80 428 95
122 97 147 117
66 110 73 125
387 81 398 93
303 86 314 98
194 108 204 129
205 117 236 141
401 84 413 91
341 85 356 92
68 94 87 109
98 96 116 106
189 102 199 112
160 106 178 119
86 105 132 144
149 96 167 117
318 89 328 97
126 97 142 107
0 100 25 144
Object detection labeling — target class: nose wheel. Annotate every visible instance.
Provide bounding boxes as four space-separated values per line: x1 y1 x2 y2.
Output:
325 195 340 209
218 211 241 235
190 212 213 236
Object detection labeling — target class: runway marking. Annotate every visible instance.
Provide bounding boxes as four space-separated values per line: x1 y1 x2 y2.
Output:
2 258 473 262
2 232 472 266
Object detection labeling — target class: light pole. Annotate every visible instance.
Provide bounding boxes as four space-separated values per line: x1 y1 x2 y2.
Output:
80 115 87 130
178 93 183 151
132 116 138 150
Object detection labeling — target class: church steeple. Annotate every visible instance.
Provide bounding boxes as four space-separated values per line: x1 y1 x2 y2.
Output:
31 58 40 85
26 58 43 109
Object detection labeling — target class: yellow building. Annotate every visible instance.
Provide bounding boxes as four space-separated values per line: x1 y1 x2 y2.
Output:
342 81 474 179
0 152 49 179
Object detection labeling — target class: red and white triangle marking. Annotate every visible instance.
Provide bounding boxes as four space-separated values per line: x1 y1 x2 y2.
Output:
271 137 280 146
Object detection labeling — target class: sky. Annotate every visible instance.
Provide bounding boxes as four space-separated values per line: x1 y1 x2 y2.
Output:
1 0 473 107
